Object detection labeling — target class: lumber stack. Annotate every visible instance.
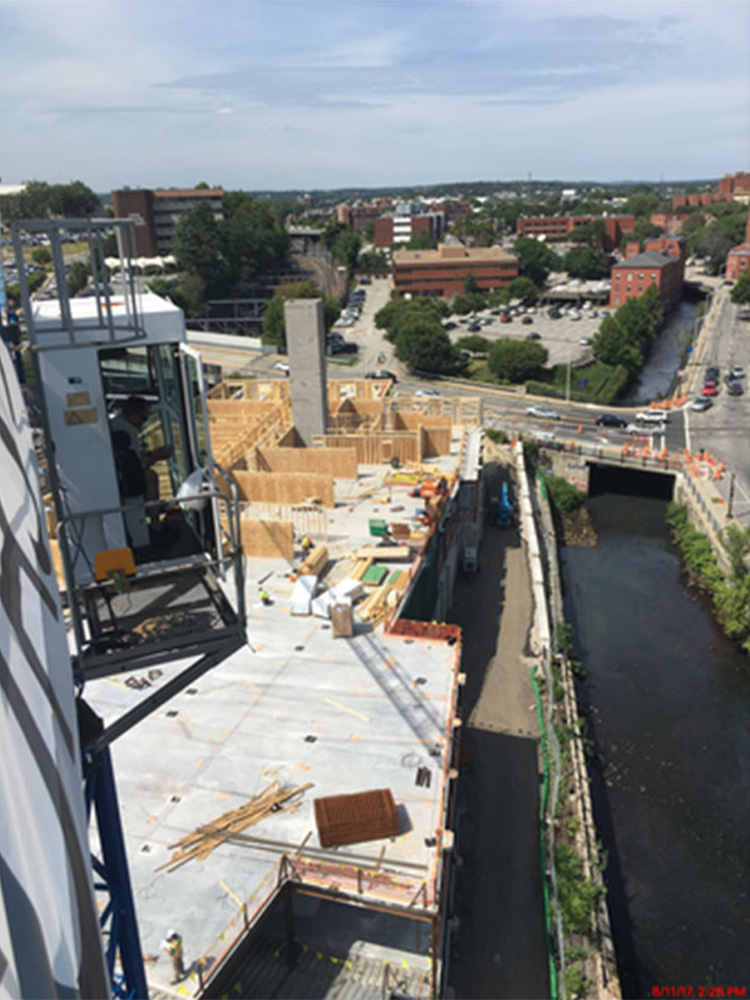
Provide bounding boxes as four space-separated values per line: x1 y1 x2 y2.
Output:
299 544 328 576
155 781 313 873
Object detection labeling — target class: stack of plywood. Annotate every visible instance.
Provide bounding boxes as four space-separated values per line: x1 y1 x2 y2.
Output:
299 544 328 577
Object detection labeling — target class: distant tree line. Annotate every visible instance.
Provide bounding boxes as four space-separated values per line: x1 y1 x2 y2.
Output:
0 180 101 220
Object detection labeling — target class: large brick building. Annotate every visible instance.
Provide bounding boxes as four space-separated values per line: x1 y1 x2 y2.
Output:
111 187 225 256
392 242 518 298
374 212 445 249
610 236 686 309
725 209 750 281
515 215 635 250
718 171 750 200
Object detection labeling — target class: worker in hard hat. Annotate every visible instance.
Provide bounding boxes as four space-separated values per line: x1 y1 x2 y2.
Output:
259 585 272 605
300 534 313 555
162 929 185 984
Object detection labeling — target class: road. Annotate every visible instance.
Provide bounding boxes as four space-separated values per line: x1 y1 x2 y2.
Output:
685 288 750 521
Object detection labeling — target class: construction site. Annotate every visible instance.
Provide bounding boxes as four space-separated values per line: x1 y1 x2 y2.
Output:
1 225 489 999
78 372 486 996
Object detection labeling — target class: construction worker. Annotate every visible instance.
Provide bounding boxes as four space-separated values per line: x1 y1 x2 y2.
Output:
259 585 272 606
162 929 184 984
300 534 313 555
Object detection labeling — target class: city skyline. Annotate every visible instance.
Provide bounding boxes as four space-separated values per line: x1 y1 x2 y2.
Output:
1 0 748 192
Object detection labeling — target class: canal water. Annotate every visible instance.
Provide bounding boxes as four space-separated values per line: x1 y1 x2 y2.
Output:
561 485 750 998
626 297 701 405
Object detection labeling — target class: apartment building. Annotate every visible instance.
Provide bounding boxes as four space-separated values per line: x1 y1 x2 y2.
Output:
374 211 446 248
111 186 224 256
392 241 518 298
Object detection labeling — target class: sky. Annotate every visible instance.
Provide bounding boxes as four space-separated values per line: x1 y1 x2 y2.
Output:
1 0 748 193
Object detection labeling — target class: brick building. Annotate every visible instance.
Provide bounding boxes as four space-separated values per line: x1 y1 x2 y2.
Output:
718 172 750 200
610 237 686 309
725 209 750 281
336 202 391 232
671 191 732 210
515 215 635 250
374 212 445 249
111 187 224 256
392 242 518 298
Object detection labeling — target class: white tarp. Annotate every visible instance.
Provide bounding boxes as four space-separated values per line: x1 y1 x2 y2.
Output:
290 574 317 615
0 343 108 997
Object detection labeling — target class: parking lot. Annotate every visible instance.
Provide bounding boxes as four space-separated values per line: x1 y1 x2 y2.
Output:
445 304 607 367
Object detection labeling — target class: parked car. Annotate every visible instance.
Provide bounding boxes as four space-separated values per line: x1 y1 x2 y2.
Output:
595 413 628 428
500 314 512 323
526 404 560 420
702 383 718 397
365 370 397 381
579 337 592 346
521 315 533 325
273 361 290 374
730 365 745 379
415 388 441 397
705 365 720 380
691 397 713 411
600 309 611 317
569 311 581 321
329 341 358 355
526 331 542 340
467 321 482 332
727 380 743 396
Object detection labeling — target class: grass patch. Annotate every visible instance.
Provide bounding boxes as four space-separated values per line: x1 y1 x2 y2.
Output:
327 354 360 367
554 842 605 935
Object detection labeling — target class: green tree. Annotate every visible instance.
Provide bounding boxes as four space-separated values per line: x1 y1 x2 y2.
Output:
394 323 460 373
488 338 548 382
592 285 664 375
730 269 750 304
173 203 226 298
363 220 375 243
222 194 289 284
406 230 438 251
357 249 389 274
262 280 338 352
451 291 486 315
31 246 52 266
456 334 491 354
632 219 664 243
195 181 211 190
322 218 361 270
67 260 89 297
512 237 561 286
506 276 539 304
463 270 478 294
564 246 611 280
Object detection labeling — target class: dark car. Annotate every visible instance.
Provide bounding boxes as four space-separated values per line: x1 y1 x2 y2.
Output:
526 331 542 340
727 380 743 396
329 341 358 355
467 321 482 332
521 315 533 325
705 365 720 381
365 369 397 381
595 413 628 428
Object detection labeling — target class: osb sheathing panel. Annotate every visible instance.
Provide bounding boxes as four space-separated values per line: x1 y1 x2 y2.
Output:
240 518 294 559
208 399 279 421
256 447 358 478
313 433 420 465
210 380 290 403
327 381 385 404
234 470 334 507
392 412 452 431
421 426 452 459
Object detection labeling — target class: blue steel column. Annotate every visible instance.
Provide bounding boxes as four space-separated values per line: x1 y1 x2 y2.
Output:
85 746 148 999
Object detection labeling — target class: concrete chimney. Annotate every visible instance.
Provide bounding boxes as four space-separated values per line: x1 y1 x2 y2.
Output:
284 298 327 446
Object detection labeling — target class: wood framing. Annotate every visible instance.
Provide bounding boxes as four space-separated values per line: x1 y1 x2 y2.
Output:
252 447 358 478
233 470 335 507
240 518 294 560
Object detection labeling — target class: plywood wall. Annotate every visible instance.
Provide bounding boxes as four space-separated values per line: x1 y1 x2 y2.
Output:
253 447 358 478
312 433 421 465
233 470 334 507
240 518 294 560
420 425 452 459
392 412 453 431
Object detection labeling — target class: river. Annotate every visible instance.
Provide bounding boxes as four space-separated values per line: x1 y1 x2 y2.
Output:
561 486 750 998
625 297 701 405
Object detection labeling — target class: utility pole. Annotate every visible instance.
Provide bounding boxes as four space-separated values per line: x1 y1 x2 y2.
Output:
728 471 735 519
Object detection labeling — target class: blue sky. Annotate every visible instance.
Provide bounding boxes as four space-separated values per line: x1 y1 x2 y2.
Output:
1 0 748 192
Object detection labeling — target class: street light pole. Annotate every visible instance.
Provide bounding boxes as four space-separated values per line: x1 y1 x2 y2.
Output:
728 471 735 519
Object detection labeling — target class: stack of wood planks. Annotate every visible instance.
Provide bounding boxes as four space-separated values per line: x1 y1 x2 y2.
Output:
357 570 408 628
155 781 313 873
299 544 328 576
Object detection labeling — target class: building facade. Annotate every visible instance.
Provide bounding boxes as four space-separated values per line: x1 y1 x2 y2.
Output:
515 215 635 250
111 187 224 256
610 243 685 309
725 210 750 281
392 242 518 298
374 212 446 248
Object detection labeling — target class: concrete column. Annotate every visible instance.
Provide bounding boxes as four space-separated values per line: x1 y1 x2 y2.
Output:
284 298 327 446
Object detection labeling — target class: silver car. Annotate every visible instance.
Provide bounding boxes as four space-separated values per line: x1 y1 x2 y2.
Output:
526 404 560 420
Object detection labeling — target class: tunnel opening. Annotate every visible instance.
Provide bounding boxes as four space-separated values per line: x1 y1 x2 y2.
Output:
587 463 675 500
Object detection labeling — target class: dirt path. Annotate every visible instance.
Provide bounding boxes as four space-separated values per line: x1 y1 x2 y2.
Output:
447 460 550 999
